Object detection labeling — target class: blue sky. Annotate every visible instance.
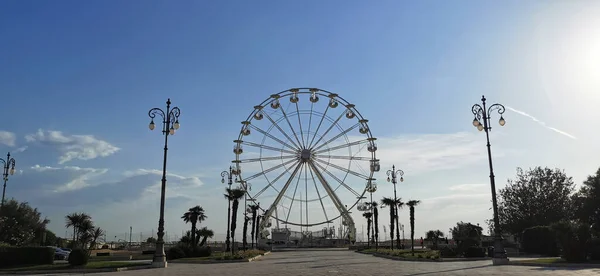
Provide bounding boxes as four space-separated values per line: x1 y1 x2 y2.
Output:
1 0 599 243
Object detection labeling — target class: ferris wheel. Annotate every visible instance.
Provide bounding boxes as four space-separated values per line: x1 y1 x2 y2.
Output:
232 88 380 241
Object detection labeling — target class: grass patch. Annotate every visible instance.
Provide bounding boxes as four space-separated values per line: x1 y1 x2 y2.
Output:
171 250 266 263
359 248 440 260
0 261 149 272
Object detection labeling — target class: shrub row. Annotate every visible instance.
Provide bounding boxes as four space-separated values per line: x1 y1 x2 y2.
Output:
166 244 212 260
0 247 54 267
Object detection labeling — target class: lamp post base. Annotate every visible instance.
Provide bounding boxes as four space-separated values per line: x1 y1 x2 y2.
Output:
152 242 167 268
492 257 509 265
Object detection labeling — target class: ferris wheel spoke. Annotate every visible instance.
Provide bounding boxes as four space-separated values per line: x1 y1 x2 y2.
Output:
240 141 297 155
313 161 361 197
312 123 360 152
285 163 305 223
278 105 304 149
308 162 351 223
243 158 298 181
238 155 297 163
294 102 307 149
254 160 300 198
262 109 302 150
313 139 369 155
305 99 315 148
249 124 298 152
308 165 330 222
313 158 370 180
260 162 304 230
308 110 345 150
307 105 332 149
317 155 372 161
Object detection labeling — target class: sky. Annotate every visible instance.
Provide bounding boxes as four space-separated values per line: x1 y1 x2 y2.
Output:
1 0 600 244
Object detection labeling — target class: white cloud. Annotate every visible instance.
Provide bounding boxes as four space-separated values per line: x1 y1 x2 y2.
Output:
506 106 577 140
25 129 120 164
13 146 28 153
124 168 204 200
448 183 487 192
29 164 108 192
0 131 16 147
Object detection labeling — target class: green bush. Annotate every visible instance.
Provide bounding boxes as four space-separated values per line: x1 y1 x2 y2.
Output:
68 248 89 266
440 247 458 258
522 226 559 256
551 221 590 263
141 250 155 255
166 247 185 260
0 246 54 267
96 252 111 257
464 247 486 258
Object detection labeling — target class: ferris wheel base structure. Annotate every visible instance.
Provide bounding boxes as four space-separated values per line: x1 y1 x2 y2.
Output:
232 88 380 248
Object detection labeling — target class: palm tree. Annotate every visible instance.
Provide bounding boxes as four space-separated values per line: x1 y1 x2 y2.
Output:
255 215 262 244
65 212 91 244
197 227 214 246
367 201 379 248
242 215 250 250
406 199 421 255
181 206 207 248
362 212 372 247
396 200 405 249
226 187 246 253
380 197 396 250
248 204 259 248
425 230 444 249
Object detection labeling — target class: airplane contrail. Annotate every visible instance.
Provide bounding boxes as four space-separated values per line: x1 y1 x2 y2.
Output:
505 106 577 140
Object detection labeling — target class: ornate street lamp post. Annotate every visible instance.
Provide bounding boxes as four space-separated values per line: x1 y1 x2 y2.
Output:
471 95 508 265
0 152 16 209
386 166 404 250
148 98 181 268
366 180 377 249
221 166 237 252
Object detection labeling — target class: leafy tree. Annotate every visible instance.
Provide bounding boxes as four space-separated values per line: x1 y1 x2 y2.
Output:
406 200 421 255
37 229 57 246
0 199 49 246
362 212 372 247
497 167 575 237
380 197 397 249
181 206 206 248
225 187 245 252
573 168 600 227
425 230 444 249
451 221 482 253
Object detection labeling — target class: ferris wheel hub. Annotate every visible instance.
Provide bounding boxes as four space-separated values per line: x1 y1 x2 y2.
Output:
300 149 312 162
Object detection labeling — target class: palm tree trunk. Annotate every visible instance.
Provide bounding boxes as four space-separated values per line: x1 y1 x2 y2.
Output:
191 222 197 248
242 216 249 251
199 236 208 247
231 200 240 253
251 210 257 249
389 207 395 250
410 206 415 255
255 215 261 245
395 212 401 249
367 218 371 248
374 208 379 249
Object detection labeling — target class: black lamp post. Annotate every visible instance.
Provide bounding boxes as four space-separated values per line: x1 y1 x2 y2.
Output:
386 165 404 250
471 95 508 265
221 167 234 252
148 98 181 268
0 152 16 209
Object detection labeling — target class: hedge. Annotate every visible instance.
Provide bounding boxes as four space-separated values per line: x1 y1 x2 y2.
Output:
522 226 559 256
0 246 54 267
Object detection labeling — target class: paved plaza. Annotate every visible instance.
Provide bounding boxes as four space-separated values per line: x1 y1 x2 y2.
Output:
16 249 600 276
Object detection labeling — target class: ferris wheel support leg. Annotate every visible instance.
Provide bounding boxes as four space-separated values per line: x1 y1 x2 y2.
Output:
258 163 303 238
308 162 356 243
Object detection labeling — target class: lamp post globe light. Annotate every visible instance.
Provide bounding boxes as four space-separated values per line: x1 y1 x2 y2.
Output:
386 165 404 250
1 152 16 209
147 98 181 268
471 95 508 265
